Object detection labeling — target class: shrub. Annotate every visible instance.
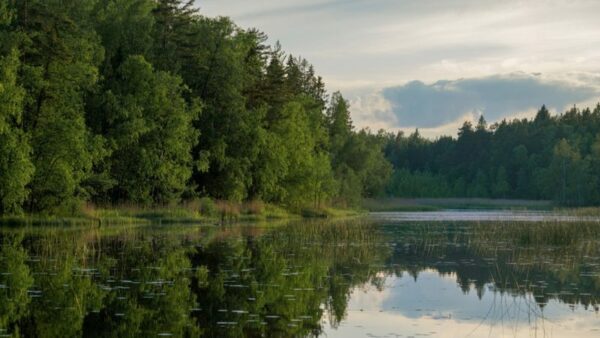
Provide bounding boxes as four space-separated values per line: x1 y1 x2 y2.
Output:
196 197 218 217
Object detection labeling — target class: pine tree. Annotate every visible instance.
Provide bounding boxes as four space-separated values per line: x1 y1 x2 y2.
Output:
327 92 352 158
151 0 198 73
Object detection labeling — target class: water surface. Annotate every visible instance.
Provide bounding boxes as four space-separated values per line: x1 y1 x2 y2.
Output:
373 209 600 222
1 212 600 337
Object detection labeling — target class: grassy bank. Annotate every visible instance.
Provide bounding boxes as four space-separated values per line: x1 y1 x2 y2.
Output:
558 207 600 217
363 197 554 212
0 199 363 227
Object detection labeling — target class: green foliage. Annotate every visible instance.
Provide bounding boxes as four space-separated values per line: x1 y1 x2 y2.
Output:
0 0 14 26
92 0 155 78
543 139 591 206
102 55 199 205
387 169 452 198
272 101 332 207
150 0 198 73
13 0 104 214
197 197 218 217
3 0 600 216
492 167 510 198
184 17 266 201
327 91 352 154
0 234 34 335
384 105 600 206
0 0 391 216
327 94 392 206
0 49 33 214
469 170 489 198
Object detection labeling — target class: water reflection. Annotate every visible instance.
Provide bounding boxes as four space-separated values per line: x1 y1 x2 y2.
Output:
326 222 600 337
0 218 599 337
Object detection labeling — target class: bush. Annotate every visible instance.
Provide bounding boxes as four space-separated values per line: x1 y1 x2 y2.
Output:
199 197 218 217
300 207 328 218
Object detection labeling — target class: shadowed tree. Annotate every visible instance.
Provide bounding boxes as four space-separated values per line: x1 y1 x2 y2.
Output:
0 46 34 214
102 55 200 204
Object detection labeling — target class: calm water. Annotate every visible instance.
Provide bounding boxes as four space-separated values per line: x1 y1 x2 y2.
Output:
1 213 600 337
372 209 600 222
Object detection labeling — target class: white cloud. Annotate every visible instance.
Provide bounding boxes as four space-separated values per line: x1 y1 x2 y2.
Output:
350 73 599 137
350 91 397 131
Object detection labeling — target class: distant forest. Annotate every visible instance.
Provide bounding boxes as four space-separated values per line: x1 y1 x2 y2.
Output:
0 1 598 216
384 105 600 206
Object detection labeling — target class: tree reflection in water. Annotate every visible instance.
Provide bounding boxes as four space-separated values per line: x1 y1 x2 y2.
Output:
0 219 599 337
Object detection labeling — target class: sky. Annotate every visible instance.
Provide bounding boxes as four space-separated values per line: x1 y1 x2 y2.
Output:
200 0 600 137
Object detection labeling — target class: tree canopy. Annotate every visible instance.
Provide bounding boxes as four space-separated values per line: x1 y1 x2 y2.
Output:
2 0 598 215
384 105 600 206
0 0 390 215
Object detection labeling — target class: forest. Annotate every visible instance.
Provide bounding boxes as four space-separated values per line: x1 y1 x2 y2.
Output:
384 105 600 206
0 0 390 216
1 0 600 218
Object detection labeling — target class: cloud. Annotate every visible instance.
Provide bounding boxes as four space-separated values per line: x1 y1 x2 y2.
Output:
380 73 599 128
202 1 600 136
202 0 600 101
350 92 398 131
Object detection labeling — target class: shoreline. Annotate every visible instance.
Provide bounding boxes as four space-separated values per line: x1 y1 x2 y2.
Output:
0 204 365 227
362 197 555 212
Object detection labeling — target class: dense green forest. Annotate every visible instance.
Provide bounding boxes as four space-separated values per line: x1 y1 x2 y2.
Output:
0 0 390 216
384 105 600 206
2 1 600 217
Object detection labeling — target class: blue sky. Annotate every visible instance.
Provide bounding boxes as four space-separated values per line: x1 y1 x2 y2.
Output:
200 0 600 137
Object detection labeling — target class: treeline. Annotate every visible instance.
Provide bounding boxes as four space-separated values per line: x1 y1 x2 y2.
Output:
384 105 600 206
0 0 391 215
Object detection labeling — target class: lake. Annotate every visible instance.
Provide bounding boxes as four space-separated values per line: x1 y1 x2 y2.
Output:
1 212 600 337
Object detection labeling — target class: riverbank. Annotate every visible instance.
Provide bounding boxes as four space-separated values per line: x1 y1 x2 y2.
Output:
362 197 554 212
0 200 364 227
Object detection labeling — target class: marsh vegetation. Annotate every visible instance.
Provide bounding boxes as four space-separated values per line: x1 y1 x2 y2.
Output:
1 215 600 337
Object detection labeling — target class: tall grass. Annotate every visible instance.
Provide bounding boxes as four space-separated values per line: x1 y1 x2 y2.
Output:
1 198 364 226
0 196 366 227
559 207 600 217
